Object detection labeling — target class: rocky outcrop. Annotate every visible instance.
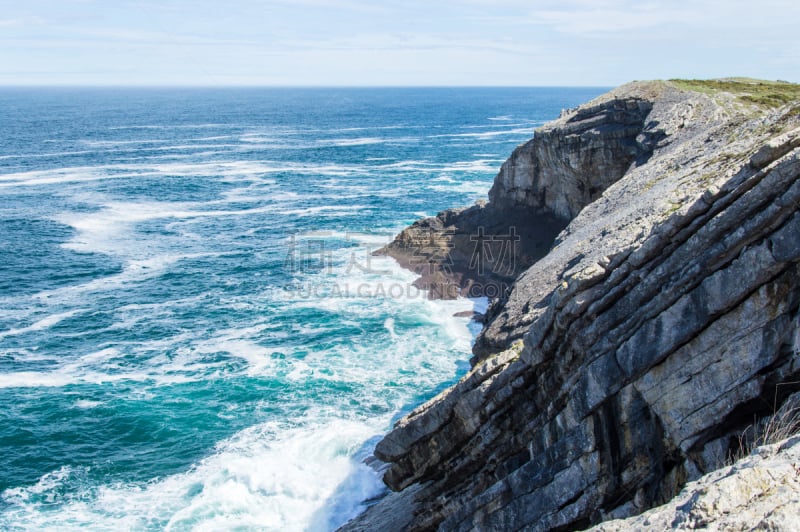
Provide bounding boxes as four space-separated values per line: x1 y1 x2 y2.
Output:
592 432 800 531
377 83 666 301
473 82 742 357
342 81 800 531
376 203 565 300
487 93 655 218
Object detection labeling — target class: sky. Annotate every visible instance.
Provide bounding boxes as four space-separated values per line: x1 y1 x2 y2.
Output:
1 0 798 86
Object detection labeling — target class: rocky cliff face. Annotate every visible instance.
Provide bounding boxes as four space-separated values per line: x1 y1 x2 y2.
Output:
488 95 654 218
343 80 800 531
377 85 662 302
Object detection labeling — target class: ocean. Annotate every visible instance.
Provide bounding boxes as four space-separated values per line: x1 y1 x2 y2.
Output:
0 87 604 531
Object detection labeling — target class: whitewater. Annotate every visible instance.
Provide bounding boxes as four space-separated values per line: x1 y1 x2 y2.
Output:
0 87 602 530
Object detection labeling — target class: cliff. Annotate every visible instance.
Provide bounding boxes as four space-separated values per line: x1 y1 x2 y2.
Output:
376 85 659 303
344 79 800 531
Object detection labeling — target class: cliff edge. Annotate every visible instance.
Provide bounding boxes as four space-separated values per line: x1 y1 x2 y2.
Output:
345 79 800 531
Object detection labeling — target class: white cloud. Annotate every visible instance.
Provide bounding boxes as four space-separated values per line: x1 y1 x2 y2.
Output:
278 33 542 56
529 4 691 34
0 15 46 28
459 0 800 36
0 0 798 85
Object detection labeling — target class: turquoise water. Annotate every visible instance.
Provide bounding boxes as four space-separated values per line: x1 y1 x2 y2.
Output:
0 87 603 530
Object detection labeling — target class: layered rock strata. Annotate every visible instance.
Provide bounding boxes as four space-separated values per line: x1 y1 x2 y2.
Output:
343 81 800 531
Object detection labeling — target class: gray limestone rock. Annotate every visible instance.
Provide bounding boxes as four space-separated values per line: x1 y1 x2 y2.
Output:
340 81 800 532
590 434 800 531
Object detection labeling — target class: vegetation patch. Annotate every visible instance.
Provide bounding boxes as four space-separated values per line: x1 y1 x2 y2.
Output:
728 388 800 466
670 78 800 109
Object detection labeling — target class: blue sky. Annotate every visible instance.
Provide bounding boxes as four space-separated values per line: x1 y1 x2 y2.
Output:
1 0 798 86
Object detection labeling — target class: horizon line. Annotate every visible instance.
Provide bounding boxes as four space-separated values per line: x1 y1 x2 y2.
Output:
0 84 616 89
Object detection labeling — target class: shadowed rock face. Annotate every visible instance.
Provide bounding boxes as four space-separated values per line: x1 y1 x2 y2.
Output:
375 203 567 301
342 81 800 532
377 93 656 305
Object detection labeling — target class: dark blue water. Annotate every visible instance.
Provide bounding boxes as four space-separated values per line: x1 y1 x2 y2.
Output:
0 87 604 530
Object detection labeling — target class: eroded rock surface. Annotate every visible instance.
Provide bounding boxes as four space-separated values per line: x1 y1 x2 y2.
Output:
342 81 800 531
591 432 800 531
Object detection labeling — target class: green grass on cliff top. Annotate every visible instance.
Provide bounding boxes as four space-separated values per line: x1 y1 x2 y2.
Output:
669 78 800 108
